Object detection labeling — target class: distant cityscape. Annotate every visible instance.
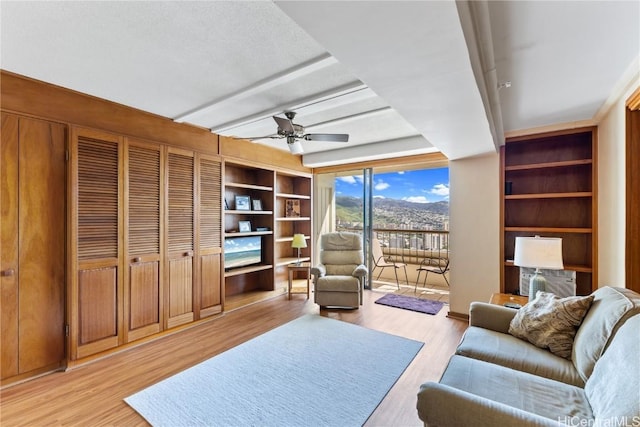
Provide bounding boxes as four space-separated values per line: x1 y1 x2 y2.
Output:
336 195 450 251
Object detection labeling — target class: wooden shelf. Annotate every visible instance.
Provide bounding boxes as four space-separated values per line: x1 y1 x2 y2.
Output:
505 192 592 200
224 264 273 278
225 231 272 237
500 127 597 296
504 227 592 233
226 182 272 192
505 159 592 171
224 163 312 305
275 217 311 222
504 261 592 273
276 192 310 199
225 210 273 215
275 235 310 243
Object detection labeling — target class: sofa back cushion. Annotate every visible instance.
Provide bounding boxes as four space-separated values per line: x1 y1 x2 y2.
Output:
585 314 640 423
572 287 640 381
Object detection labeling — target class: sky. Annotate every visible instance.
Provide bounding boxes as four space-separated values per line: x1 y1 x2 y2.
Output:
335 167 449 203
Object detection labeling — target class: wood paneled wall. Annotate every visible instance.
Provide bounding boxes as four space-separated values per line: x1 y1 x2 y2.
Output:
0 71 219 154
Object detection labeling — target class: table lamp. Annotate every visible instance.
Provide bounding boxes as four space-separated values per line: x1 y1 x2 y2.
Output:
514 236 563 298
291 234 307 265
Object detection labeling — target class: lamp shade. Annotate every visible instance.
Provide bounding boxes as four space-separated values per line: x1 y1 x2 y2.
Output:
514 236 563 270
291 234 307 249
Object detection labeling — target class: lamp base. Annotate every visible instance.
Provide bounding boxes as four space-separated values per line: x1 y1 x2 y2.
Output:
528 270 546 299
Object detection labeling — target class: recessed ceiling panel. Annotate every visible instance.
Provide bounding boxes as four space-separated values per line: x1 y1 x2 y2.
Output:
0 1 327 118
489 0 640 131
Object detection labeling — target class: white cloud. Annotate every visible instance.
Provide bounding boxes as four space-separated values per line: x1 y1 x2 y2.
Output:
403 196 429 204
374 179 389 190
337 175 363 185
429 183 450 197
397 171 405 175
373 195 385 199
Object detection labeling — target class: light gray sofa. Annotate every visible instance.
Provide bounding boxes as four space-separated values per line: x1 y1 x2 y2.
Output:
417 287 640 426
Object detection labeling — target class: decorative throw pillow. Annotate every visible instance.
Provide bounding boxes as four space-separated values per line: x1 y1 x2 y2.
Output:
508 291 594 359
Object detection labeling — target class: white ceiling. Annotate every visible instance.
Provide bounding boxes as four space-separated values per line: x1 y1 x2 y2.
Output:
1 1 638 167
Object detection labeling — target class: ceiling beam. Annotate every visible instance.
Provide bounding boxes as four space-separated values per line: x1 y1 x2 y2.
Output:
211 81 369 133
173 53 338 124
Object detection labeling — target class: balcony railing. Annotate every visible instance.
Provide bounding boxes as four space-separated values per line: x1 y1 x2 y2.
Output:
336 227 450 288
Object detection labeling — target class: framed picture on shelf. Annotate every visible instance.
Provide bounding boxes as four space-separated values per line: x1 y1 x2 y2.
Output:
252 199 262 211
235 195 250 211
238 220 252 233
285 199 301 218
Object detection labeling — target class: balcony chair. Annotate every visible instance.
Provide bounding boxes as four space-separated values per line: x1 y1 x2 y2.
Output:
311 232 367 309
371 238 408 289
415 257 450 290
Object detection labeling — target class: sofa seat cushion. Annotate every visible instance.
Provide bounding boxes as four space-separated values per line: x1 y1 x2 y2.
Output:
315 275 360 292
438 355 593 423
456 326 584 387
572 287 640 381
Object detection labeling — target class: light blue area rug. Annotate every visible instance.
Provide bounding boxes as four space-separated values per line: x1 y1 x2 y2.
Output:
125 314 423 426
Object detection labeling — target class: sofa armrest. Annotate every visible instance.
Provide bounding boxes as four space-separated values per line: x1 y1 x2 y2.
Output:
417 382 560 427
352 264 367 278
310 264 326 278
469 302 518 334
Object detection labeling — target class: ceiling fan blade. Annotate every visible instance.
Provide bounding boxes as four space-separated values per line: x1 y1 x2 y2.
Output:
273 116 294 133
304 133 349 142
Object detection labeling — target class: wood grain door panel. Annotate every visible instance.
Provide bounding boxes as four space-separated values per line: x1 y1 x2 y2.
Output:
200 252 222 317
129 261 160 330
167 257 194 328
78 267 117 345
1 114 65 380
1 113 20 379
18 117 66 373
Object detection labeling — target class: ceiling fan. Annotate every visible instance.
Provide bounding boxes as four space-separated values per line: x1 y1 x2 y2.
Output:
242 111 349 155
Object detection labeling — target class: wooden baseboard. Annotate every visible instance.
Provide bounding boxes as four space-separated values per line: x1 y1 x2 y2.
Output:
446 311 469 322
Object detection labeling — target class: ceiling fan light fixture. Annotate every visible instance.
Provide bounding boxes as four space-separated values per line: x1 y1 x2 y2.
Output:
287 137 304 155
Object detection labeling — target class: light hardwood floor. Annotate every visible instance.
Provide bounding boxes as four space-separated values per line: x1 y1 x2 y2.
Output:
0 288 467 427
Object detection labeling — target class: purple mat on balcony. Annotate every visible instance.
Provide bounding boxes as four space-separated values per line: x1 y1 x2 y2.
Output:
374 293 444 315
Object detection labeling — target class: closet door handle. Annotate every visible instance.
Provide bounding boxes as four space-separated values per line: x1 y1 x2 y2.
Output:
1 269 15 277
133 257 142 263
184 251 193 257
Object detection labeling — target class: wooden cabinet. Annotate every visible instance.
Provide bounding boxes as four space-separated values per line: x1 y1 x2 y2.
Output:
222 162 313 299
69 131 223 359
500 127 597 296
223 162 275 296
1 114 66 382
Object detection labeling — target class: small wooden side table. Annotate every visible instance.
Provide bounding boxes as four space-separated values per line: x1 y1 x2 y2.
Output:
288 262 310 300
490 293 529 307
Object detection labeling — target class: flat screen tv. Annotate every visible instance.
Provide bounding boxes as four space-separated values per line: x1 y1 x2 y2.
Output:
224 235 262 270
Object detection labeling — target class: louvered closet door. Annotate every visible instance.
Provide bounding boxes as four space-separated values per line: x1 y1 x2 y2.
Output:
197 154 223 318
72 127 123 360
125 140 163 342
166 148 195 329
